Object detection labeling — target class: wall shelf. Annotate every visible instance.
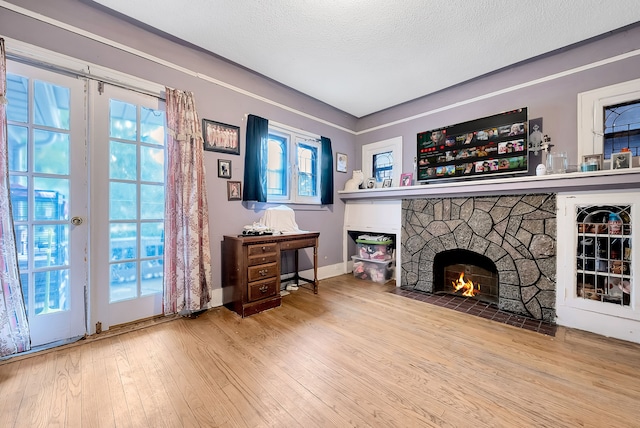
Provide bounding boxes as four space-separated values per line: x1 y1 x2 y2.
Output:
338 168 640 200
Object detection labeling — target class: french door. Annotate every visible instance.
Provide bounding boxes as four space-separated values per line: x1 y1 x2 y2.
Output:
6 61 166 347
6 62 88 347
90 82 166 330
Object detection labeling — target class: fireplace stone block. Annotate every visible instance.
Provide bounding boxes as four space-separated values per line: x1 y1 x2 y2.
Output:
401 194 556 322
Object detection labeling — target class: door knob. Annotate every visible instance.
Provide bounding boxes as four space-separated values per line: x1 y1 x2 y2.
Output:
71 216 84 226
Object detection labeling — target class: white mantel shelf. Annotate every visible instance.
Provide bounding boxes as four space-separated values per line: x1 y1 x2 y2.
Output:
338 168 640 200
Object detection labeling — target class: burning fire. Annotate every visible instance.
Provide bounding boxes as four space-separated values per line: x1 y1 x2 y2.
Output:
452 272 480 297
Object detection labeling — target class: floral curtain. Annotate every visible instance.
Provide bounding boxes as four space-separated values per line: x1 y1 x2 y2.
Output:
0 38 31 356
163 87 213 315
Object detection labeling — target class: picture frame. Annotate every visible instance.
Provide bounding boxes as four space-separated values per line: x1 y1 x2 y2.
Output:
400 172 413 186
581 154 603 171
227 181 242 200
202 119 240 155
336 152 348 173
364 178 376 189
382 178 392 188
611 151 632 170
218 159 232 179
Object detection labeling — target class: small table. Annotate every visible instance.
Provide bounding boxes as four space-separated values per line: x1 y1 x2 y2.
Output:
222 232 319 317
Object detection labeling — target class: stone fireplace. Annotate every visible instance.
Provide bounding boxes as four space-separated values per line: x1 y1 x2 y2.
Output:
401 194 556 322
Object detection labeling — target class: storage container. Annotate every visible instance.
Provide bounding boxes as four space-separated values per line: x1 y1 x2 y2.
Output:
352 256 395 283
355 238 394 260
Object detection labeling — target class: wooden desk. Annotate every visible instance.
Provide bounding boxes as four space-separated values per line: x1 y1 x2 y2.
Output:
222 232 319 317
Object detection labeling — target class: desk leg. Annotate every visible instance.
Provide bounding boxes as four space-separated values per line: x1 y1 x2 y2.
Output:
313 244 318 294
294 249 299 286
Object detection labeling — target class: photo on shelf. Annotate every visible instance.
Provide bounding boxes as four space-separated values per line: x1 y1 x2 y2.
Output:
611 151 632 170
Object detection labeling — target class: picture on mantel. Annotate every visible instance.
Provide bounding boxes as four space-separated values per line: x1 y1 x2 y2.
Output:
528 117 543 153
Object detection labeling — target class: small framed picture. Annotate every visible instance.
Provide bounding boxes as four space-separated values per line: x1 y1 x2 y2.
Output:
382 178 392 188
218 159 232 179
364 178 376 189
611 152 632 170
227 181 242 200
581 154 603 171
400 172 413 186
336 152 348 173
203 119 240 155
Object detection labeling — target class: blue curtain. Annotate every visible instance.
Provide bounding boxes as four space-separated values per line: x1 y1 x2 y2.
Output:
320 136 334 205
243 114 268 202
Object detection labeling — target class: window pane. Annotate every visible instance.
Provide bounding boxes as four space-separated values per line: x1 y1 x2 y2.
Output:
33 224 68 268
15 224 28 270
34 130 69 175
141 222 164 295
6 73 28 123
267 136 287 196
110 99 137 141
141 107 165 146
297 143 317 197
373 151 393 181
140 184 164 219
8 125 28 172
34 80 70 130
141 146 164 183
34 269 69 314
9 175 28 221
33 177 69 221
110 141 137 180
110 182 137 220
110 223 137 261
604 101 640 158
110 262 137 302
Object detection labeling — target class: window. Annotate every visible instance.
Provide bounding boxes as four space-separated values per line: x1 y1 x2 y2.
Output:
362 137 403 186
578 77 640 162
267 125 322 204
373 151 393 181
603 101 640 158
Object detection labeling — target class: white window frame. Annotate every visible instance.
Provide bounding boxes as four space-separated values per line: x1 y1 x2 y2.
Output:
362 136 403 186
578 77 640 161
267 123 322 205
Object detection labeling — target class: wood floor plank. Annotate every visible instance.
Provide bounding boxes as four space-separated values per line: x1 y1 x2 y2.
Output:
1 274 640 427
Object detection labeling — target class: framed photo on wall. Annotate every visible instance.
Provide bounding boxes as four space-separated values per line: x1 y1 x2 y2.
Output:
336 152 348 173
218 159 232 178
203 119 240 155
227 181 242 200
611 151 632 170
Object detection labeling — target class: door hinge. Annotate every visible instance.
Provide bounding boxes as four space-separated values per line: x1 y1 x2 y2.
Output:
97 81 104 95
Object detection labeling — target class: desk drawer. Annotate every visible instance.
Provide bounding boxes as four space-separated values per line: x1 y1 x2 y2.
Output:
280 237 316 251
248 253 278 266
248 277 278 302
247 262 278 282
248 243 277 257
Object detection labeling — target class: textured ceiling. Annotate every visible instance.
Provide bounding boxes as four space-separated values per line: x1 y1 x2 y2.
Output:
91 0 640 118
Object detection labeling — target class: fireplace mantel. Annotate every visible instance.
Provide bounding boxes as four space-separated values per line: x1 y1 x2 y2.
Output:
338 169 640 201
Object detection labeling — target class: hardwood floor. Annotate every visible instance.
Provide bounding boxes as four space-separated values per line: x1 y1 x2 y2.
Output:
1 274 639 427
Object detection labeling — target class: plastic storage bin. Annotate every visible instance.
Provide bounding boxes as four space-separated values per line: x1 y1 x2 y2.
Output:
352 256 395 283
356 238 394 260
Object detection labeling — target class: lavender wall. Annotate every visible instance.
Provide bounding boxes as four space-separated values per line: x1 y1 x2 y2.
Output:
0 0 360 291
355 24 640 177
3 1 640 296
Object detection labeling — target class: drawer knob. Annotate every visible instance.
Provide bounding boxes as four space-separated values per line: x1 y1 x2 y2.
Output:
260 285 269 293
259 269 268 276
261 246 266 251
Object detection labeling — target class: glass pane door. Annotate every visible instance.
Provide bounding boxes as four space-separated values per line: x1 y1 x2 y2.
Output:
6 62 87 347
91 83 165 329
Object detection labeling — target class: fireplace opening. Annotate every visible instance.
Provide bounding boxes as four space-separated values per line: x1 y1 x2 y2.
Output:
433 249 499 304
